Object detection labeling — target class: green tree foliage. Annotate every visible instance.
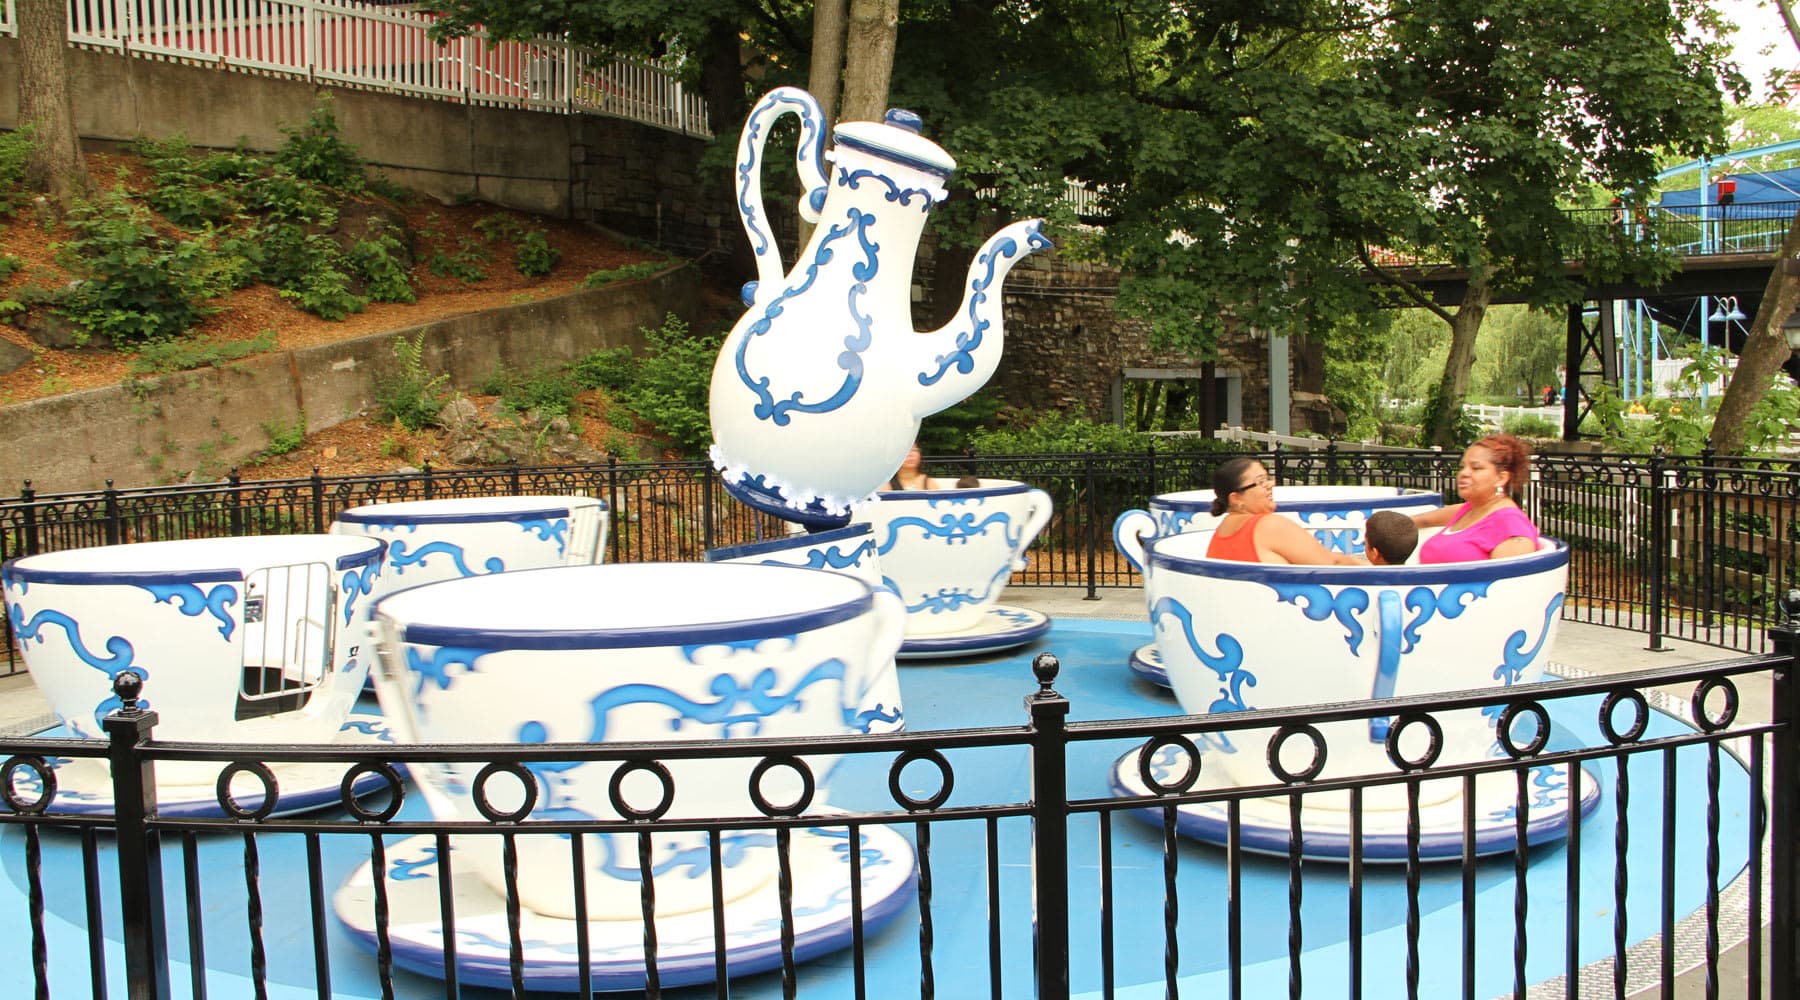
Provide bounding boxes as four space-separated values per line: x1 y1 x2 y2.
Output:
423 0 1737 450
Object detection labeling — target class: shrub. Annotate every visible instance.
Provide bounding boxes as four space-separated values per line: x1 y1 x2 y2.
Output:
967 408 1226 456
1501 413 1559 439
55 190 219 345
242 171 335 224
614 313 723 458
0 126 35 214
127 329 277 376
373 334 449 430
260 414 307 456
582 260 667 287
347 224 415 303
485 363 579 417
421 215 490 282
275 94 366 192
571 346 638 392
514 229 560 277
278 263 368 321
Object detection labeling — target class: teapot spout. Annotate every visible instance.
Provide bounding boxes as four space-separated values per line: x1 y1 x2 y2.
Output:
909 220 1053 419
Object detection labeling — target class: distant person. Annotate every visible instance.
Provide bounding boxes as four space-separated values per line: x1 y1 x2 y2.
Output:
885 443 941 491
953 475 981 488
1412 433 1541 563
1542 385 1557 406
1204 457 1366 566
1362 511 1418 566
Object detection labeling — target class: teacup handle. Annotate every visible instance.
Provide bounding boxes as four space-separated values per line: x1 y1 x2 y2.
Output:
857 588 908 703
1112 509 1154 575
735 87 830 308
1010 489 1056 572
367 617 425 746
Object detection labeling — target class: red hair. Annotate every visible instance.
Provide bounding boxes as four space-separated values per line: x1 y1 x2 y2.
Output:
1472 433 1531 501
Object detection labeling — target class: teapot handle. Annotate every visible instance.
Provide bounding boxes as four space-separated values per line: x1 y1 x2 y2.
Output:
735 87 830 308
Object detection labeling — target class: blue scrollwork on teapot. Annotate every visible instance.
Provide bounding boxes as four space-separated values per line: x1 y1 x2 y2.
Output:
710 88 1051 527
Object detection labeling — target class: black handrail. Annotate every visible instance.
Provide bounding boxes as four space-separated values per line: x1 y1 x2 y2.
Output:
6 447 1800 673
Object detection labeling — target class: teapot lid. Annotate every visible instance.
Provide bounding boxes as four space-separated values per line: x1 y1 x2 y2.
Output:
834 109 955 179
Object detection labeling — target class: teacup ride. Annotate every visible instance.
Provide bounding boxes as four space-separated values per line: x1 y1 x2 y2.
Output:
1114 486 1442 685
330 494 608 690
349 561 917 991
704 522 904 733
854 479 1055 658
0 535 399 817
1109 528 1598 861
329 494 609 587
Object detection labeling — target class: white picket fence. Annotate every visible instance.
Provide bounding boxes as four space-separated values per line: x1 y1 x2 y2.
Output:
0 0 710 137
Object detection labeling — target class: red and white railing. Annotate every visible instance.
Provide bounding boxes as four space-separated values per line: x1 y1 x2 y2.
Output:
0 0 710 137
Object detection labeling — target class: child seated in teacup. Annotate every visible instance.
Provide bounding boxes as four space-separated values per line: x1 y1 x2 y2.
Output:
1362 510 1419 565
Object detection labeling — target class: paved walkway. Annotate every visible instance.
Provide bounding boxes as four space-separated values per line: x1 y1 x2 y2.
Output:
0 586 1741 737
0 586 1765 997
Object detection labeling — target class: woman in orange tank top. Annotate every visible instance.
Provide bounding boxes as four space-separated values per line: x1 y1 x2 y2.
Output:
1204 458 1367 566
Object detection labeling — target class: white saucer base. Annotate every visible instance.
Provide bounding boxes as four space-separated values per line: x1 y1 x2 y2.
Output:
332 825 917 992
1110 747 1602 862
898 605 1051 659
19 712 402 819
1126 642 1169 687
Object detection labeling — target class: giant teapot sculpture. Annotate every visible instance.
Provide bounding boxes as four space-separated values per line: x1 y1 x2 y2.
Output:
709 87 1052 528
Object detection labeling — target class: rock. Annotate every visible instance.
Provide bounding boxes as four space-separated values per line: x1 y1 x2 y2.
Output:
438 397 481 434
0 337 33 376
20 309 101 350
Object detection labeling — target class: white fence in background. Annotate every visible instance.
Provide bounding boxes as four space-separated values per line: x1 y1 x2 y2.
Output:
0 0 710 137
1463 403 1565 431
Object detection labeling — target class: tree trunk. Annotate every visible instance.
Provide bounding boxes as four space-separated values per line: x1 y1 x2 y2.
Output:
17 0 90 207
1706 211 1800 454
1425 266 1495 448
840 0 898 123
808 0 849 127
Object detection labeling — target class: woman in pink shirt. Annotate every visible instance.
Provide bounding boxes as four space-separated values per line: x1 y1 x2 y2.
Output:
1413 433 1541 563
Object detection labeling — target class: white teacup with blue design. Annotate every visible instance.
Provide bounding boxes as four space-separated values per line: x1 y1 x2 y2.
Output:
705 523 903 733
2 536 386 775
330 495 608 594
1144 529 1568 807
1113 486 1442 572
854 480 1053 636
369 561 906 921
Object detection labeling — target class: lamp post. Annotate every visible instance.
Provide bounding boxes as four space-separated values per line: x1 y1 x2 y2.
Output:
1703 295 1747 405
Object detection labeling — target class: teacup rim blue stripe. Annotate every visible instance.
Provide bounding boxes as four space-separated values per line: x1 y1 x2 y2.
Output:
878 481 1032 500
1151 489 1441 516
1146 535 1569 583
704 522 873 562
3 539 385 584
392 590 874 649
337 502 605 525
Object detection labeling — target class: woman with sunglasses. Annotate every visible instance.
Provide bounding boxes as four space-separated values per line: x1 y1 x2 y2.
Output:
1203 457 1366 565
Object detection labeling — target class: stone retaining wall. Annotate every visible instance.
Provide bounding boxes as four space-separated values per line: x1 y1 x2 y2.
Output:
0 266 703 492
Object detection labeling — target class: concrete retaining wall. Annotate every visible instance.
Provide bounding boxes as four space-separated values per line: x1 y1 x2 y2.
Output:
0 265 704 492
0 36 728 253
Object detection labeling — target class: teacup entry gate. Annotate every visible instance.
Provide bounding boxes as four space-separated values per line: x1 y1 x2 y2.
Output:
1 535 398 810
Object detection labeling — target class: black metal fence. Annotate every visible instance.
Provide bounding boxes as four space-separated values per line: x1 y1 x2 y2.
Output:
0 634 1792 998
5 446 1799 673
